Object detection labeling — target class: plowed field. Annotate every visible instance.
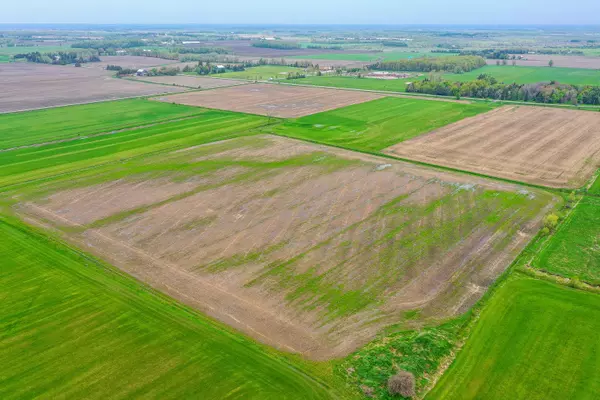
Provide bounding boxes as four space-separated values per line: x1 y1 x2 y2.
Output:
385 106 600 188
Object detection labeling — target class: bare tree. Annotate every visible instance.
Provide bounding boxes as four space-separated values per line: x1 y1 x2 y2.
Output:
388 371 415 397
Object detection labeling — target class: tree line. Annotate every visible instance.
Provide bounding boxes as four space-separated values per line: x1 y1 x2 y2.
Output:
406 74 600 105
371 56 486 74
71 40 146 50
13 51 100 65
251 41 301 50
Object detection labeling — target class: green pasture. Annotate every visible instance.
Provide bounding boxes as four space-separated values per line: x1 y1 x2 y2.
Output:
290 75 419 92
0 55 9 62
534 196 600 284
444 65 600 86
0 109 267 190
0 216 334 400
268 97 495 152
428 276 600 400
0 45 70 56
0 99 207 150
216 65 305 80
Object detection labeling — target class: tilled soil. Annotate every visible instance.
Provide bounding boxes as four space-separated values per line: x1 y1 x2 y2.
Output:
20 135 556 360
385 105 600 188
132 75 247 89
153 83 383 118
0 63 187 113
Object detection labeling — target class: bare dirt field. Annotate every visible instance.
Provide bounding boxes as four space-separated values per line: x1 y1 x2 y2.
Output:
487 55 600 69
385 105 600 188
132 75 247 89
154 83 382 118
0 63 187 113
19 134 555 359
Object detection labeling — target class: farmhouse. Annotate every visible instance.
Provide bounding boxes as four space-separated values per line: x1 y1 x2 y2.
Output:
136 69 148 76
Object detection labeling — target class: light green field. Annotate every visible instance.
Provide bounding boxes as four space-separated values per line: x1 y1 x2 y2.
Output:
534 196 600 285
268 97 495 152
0 45 70 55
0 216 334 400
0 55 9 62
290 75 419 92
290 52 448 61
428 276 600 400
0 109 267 190
216 65 305 80
0 99 207 150
445 65 600 86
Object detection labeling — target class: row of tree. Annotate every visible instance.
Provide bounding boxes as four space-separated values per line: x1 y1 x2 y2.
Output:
251 41 301 50
371 56 486 74
13 51 100 65
71 40 146 50
406 74 600 105
182 62 246 75
458 48 585 59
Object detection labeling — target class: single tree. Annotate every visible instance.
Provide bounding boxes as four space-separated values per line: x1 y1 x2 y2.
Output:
549 59 554 67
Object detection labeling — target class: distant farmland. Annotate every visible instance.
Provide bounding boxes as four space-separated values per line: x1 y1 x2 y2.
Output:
290 75 419 93
290 51 450 62
427 276 600 400
445 65 600 86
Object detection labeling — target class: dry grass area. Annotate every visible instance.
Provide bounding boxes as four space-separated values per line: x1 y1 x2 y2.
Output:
154 83 382 118
19 135 555 360
386 106 600 188
133 75 247 89
0 63 187 113
487 55 600 69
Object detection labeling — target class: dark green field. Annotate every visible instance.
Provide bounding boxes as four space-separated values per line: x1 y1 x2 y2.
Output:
534 196 600 284
0 99 206 150
445 65 600 86
428 276 600 400
291 76 418 92
0 216 335 399
268 97 494 152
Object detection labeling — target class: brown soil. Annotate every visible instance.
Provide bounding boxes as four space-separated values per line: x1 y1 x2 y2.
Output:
385 105 600 188
132 75 247 89
487 55 600 69
154 83 382 118
19 135 556 360
0 63 187 113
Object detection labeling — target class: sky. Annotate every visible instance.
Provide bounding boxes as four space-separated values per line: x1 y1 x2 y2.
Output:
2 0 600 25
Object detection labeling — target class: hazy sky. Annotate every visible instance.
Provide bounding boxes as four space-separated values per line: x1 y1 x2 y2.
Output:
2 0 600 25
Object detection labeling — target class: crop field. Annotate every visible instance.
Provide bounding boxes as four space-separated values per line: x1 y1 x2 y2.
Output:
269 97 495 151
533 196 600 284
290 52 448 61
156 83 382 118
427 276 600 400
132 75 246 89
0 99 206 149
386 105 600 188
290 75 419 92
215 65 306 80
8 129 555 359
0 216 335 400
485 54 600 69
0 55 9 62
446 65 600 86
0 63 187 113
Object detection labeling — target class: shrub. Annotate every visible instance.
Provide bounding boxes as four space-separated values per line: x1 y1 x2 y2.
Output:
387 371 415 397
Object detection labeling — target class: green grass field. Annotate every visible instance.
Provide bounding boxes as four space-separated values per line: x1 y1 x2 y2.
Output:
0 99 207 150
589 173 600 195
0 108 267 191
216 65 305 80
0 45 70 56
268 97 495 152
0 216 335 399
445 65 600 86
290 52 448 62
534 196 600 284
427 276 600 400
0 55 9 62
290 76 419 92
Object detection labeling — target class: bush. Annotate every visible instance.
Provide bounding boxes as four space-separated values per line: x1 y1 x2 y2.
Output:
387 371 415 397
